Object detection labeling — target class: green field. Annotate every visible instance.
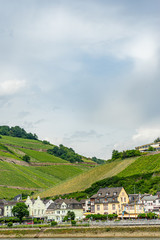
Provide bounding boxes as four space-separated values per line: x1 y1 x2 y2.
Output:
2 134 160 200
18 148 68 163
117 153 160 177
0 135 95 198
37 157 137 198
0 136 52 150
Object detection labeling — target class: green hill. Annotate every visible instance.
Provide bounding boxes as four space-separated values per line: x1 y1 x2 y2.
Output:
37 157 137 198
0 135 95 199
2 127 160 200
54 153 160 200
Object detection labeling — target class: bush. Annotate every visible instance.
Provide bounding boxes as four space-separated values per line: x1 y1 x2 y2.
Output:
51 221 57 226
33 218 38 224
42 140 50 145
22 154 30 163
71 220 76 226
7 222 13 227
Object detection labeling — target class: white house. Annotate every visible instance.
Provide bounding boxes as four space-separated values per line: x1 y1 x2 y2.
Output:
142 195 158 212
46 199 83 222
25 196 49 218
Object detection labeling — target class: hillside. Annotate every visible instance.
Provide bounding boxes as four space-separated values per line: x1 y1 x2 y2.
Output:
2 127 160 200
55 153 160 200
37 157 137 198
0 135 95 199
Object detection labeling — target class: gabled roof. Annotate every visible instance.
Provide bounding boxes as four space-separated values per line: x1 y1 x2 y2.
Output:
91 187 123 199
47 199 82 210
142 195 158 201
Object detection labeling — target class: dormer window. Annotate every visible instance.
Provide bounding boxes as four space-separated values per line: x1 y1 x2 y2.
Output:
113 192 117 195
98 193 102 196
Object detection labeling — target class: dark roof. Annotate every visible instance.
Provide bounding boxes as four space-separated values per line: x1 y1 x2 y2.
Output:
91 187 123 199
4 200 24 206
0 199 8 204
47 199 82 210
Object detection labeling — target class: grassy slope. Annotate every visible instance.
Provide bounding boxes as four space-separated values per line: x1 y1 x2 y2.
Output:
0 136 91 199
18 148 68 163
117 153 160 177
37 157 137 198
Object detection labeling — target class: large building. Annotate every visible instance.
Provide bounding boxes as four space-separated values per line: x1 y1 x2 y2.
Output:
90 187 129 215
46 198 83 222
135 141 160 152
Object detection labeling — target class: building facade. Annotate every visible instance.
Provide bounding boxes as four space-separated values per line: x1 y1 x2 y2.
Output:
46 199 83 222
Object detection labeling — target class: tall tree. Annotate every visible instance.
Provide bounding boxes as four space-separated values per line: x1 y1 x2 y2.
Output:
12 202 29 223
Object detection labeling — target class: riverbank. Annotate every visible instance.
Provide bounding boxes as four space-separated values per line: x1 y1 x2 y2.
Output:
1 226 160 238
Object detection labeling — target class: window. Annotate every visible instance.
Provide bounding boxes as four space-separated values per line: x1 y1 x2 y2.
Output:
113 192 117 195
104 204 108 210
112 204 115 210
97 205 100 211
121 197 123 202
124 197 126 202
57 211 60 214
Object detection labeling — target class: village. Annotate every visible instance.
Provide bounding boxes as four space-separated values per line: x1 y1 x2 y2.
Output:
0 187 160 224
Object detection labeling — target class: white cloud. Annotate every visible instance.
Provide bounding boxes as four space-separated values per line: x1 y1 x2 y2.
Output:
132 127 160 145
0 79 26 96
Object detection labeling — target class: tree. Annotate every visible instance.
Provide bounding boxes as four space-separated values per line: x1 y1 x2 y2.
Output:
112 150 121 160
12 202 29 223
148 146 155 151
22 155 30 163
154 137 160 143
63 211 75 221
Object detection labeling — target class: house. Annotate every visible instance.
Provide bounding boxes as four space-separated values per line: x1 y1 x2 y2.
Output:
0 199 7 217
135 142 160 152
46 198 83 222
80 199 91 213
4 201 24 217
142 195 158 212
90 187 129 215
120 194 145 218
25 196 47 218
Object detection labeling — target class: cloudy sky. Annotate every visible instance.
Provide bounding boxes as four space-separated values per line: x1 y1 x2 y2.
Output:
0 0 160 159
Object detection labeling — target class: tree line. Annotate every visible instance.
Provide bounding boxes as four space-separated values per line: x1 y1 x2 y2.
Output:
0 125 38 140
47 144 83 163
111 149 141 160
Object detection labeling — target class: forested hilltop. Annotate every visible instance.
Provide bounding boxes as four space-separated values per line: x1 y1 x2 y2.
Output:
0 126 38 140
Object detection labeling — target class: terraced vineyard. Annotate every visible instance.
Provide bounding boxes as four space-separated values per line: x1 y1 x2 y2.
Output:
117 153 160 177
37 157 137 198
2 134 158 200
0 135 94 199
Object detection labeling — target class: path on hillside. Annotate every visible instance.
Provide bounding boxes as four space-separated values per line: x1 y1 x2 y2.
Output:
0 185 42 191
0 156 95 167
5 143 47 152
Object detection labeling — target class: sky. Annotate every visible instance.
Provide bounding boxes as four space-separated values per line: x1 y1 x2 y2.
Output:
0 0 160 160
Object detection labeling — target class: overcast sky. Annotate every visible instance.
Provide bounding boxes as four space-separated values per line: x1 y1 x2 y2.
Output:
0 0 160 159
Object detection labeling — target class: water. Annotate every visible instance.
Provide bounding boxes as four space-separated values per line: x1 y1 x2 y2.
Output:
1 238 160 240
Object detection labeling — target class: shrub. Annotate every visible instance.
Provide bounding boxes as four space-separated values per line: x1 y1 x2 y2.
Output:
7 222 13 227
33 218 38 224
51 221 57 226
22 154 30 163
71 220 76 226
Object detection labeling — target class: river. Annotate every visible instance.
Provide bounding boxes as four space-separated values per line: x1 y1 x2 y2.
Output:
1 238 160 240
